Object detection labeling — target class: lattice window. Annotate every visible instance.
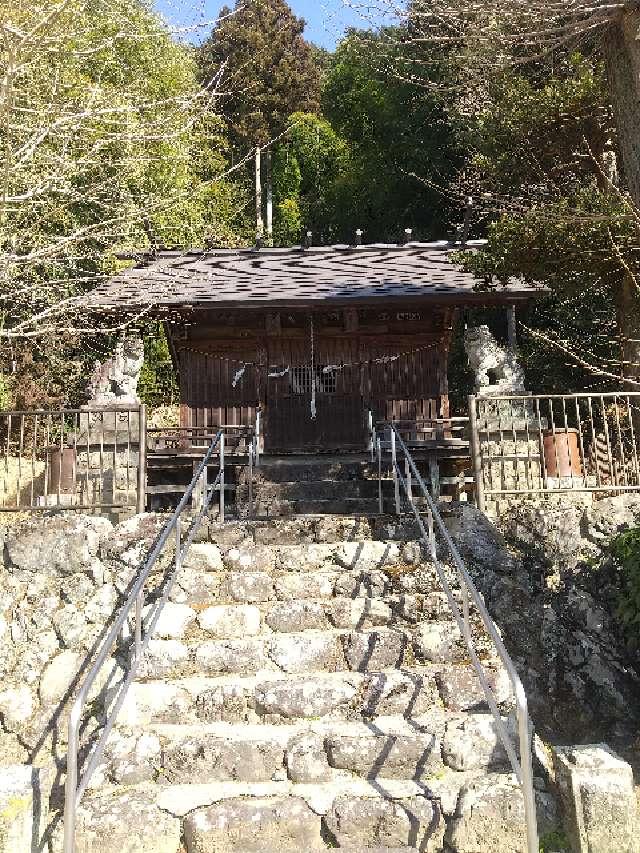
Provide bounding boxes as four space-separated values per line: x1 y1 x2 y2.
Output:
289 366 337 395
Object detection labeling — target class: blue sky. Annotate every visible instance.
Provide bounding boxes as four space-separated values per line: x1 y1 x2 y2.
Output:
154 0 373 49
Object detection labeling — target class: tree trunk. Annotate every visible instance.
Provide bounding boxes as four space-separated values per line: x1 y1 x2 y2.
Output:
605 8 640 387
604 6 640 211
617 272 640 387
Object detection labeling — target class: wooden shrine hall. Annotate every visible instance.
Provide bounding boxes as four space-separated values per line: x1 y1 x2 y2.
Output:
93 241 539 454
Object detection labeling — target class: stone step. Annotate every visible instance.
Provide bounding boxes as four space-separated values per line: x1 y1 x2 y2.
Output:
136 620 494 680
181 538 427 577
202 515 421 547
156 595 461 641
106 715 466 786
170 567 454 608
249 479 383 501
250 459 378 482
110 713 509 785
122 663 510 728
122 669 433 726
253 497 386 517
69 770 530 853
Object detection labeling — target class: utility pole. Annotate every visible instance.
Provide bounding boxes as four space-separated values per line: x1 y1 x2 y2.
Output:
265 149 273 242
255 147 263 243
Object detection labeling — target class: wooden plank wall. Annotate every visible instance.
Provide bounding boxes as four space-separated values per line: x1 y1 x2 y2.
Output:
171 309 453 446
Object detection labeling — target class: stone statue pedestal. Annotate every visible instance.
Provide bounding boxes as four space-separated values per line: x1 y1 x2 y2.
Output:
77 406 141 445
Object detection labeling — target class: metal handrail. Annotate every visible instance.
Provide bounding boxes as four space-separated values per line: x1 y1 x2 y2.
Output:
378 424 539 853
63 430 226 853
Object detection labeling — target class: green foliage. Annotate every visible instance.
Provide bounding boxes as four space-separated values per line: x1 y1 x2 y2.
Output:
198 0 321 150
0 0 245 405
468 55 613 198
321 29 463 241
610 528 640 639
137 324 178 409
271 112 349 243
459 184 634 394
539 828 570 852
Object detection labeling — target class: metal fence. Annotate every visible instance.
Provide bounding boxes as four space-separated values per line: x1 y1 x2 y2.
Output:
469 392 640 511
378 424 539 852
0 406 146 513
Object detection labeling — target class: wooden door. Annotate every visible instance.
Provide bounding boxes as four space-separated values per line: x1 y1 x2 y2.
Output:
265 338 365 452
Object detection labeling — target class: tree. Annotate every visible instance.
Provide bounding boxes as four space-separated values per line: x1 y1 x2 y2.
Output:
347 1 640 386
198 0 321 150
321 29 463 242
271 112 349 244
0 0 243 404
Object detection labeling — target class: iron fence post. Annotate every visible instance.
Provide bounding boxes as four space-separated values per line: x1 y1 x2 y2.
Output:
468 394 486 513
255 409 261 466
248 442 254 516
137 404 147 515
377 437 383 514
391 428 400 515
219 431 225 522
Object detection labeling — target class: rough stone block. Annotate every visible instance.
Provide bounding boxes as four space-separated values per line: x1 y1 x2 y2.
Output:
343 629 407 671
223 572 274 603
224 545 276 573
119 681 191 726
274 572 335 600
442 714 510 772
255 677 358 718
360 671 440 717
195 683 251 722
39 649 82 704
182 543 223 572
286 732 332 783
268 634 343 673
266 601 327 632
0 687 34 731
172 569 220 606
184 797 324 852
74 790 180 853
333 541 401 571
137 639 189 678
162 734 284 783
414 621 467 664
198 604 261 638
325 731 443 779
329 597 392 629
436 664 511 712
195 639 268 674
324 795 445 851
552 744 640 853
6 513 112 575
151 602 196 640
445 774 528 853
334 570 390 599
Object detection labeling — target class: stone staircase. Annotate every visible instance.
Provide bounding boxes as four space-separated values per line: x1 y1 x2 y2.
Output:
69 514 542 853
238 457 387 517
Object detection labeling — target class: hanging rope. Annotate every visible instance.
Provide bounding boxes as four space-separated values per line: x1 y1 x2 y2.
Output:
177 342 435 372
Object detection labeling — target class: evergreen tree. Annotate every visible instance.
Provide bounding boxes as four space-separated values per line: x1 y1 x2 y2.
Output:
198 0 321 151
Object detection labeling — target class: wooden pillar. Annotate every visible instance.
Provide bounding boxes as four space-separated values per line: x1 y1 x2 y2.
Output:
265 150 273 240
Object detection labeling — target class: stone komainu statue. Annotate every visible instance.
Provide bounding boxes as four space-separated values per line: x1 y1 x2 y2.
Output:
87 337 144 406
464 325 526 394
